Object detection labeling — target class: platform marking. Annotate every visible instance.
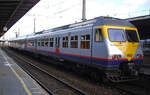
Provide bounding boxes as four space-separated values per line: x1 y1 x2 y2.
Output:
31 88 41 93
32 92 41 94
2 51 32 95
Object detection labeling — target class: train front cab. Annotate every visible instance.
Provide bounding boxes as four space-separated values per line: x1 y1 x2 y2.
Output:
94 25 143 82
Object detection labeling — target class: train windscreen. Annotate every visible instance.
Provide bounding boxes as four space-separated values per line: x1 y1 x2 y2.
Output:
108 29 126 42
125 30 139 42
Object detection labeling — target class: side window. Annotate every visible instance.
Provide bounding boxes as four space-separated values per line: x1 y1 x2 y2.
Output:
41 39 44 47
28 40 33 46
45 38 48 47
49 38 54 47
38 40 40 47
31 40 35 46
62 36 68 48
80 34 90 49
95 29 103 42
71 36 78 48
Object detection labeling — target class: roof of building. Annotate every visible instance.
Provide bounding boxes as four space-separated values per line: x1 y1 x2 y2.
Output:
127 15 150 39
0 0 40 37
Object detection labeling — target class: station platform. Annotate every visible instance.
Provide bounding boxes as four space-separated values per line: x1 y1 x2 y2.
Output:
0 48 48 95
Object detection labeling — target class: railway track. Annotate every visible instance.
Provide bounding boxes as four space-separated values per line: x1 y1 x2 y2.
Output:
110 82 150 95
3 47 150 95
4 48 87 95
108 74 150 95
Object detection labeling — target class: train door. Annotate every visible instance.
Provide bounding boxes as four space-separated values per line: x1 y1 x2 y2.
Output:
55 36 60 53
92 27 106 63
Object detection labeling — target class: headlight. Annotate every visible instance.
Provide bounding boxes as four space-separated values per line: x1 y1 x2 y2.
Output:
112 55 121 60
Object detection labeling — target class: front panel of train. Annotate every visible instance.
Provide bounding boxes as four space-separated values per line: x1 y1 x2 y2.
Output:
103 26 143 82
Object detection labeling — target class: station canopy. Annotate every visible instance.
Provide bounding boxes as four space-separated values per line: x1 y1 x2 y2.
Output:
127 15 150 40
0 0 40 37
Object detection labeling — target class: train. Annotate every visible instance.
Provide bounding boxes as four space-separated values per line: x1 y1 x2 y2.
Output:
8 16 143 82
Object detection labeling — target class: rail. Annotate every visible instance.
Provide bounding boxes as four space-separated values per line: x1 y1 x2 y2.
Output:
4 48 87 95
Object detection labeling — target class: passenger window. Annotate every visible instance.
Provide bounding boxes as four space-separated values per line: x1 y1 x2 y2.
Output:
38 41 40 46
62 36 68 48
41 42 44 46
28 40 34 46
71 36 78 48
80 34 90 49
31 41 35 46
45 42 48 47
41 39 44 47
95 29 103 42
45 39 48 47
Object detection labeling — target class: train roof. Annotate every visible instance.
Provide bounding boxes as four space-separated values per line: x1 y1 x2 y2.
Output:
31 16 134 35
9 16 135 41
49 16 135 32
98 17 135 27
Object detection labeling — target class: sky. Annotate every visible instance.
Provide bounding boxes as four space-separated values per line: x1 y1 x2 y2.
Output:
1 0 150 40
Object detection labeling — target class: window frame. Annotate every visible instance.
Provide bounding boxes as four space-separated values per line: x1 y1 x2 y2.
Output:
44 38 49 47
95 29 103 42
38 41 41 47
70 35 78 48
41 39 45 47
108 28 126 42
62 36 68 48
125 30 139 42
49 37 54 47
80 34 90 49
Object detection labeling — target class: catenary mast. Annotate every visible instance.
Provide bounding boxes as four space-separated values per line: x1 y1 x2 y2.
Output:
82 0 86 21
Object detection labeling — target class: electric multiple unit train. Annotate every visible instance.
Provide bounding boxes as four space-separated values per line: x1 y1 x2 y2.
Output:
8 16 143 82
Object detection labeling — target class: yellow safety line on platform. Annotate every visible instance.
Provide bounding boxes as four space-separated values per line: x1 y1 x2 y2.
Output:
2 52 32 95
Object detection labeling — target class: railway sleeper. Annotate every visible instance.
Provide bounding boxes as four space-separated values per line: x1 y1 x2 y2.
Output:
106 72 139 82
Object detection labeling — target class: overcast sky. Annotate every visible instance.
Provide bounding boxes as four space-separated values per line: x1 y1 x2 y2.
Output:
2 0 150 40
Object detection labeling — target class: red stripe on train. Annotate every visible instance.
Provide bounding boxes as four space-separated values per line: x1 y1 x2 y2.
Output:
26 47 142 61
